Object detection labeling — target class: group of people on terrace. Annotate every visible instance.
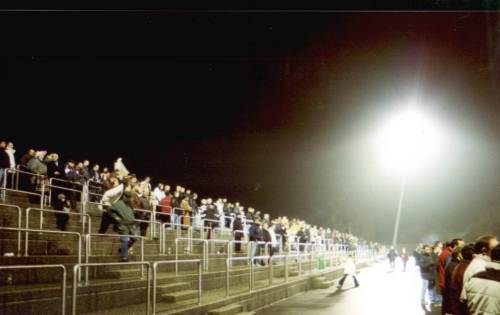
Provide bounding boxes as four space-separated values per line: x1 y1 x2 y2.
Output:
0 140 380 263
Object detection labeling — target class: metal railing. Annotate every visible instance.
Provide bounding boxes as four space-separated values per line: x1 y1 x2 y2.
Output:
161 222 193 254
72 262 151 315
0 203 22 256
151 259 202 314
26 207 91 236
174 237 207 273
85 233 145 283
0 264 67 315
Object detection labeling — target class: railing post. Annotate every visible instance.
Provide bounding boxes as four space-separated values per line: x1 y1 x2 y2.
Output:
249 258 253 291
198 261 202 305
285 255 289 283
152 262 157 314
141 237 145 278
269 256 273 286
175 239 178 274
225 258 230 297
72 265 79 315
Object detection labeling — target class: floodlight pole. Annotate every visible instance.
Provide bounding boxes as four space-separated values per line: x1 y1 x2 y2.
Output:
392 169 407 246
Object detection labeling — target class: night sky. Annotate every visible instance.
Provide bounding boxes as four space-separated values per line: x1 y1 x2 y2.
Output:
1 10 500 243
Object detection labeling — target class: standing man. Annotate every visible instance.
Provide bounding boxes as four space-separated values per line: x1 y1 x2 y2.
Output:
419 244 439 306
388 246 398 272
464 244 500 315
0 141 10 196
461 235 499 302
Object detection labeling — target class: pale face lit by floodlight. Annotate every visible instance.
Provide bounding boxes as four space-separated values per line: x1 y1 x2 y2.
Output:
374 106 444 175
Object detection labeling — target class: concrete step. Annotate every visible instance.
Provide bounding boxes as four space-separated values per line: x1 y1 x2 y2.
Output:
103 268 142 279
235 312 256 315
161 290 198 303
156 282 190 294
207 303 243 315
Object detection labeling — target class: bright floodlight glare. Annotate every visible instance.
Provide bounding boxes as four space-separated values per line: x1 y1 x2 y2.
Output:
374 106 443 175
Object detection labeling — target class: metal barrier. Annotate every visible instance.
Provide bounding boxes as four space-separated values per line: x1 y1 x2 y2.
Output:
3 167 45 191
72 261 151 315
26 207 91 236
0 264 67 315
161 222 193 254
174 237 207 273
152 259 202 314
0 203 22 256
85 233 145 283
0 186 44 208
226 256 252 296
43 183 85 215
227 240 253 267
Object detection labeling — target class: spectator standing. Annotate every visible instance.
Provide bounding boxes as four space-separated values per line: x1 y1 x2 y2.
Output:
388 246 398 272
442 246 463 315
233 213 244 253
419 245 439 306
401 247 410 272
54 193 71 231
5 142 16 169
249 219 265 266
449 244 474 315
461 235 499 302
180 196 191 228
439 239 464 294
464 244 500 315
0 141 10 191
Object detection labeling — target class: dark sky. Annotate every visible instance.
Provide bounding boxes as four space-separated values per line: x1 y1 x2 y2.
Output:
1 11 500 243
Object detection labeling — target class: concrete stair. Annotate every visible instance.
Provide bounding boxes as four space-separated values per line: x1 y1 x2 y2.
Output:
312 276 336 289
161 289 198 303
207 303 243 315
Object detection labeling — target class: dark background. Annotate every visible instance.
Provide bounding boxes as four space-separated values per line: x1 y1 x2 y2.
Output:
1 10 500 243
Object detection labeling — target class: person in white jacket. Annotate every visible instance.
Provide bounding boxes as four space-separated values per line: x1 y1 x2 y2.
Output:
98 177 124 234
464 244 500 315
6 142 16 169
461 235 498 301
337 254 359 288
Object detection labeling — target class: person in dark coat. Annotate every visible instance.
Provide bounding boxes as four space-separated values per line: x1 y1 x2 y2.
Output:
54 193 71 231
442 246 463 315
109 191 138 262
204 204 218 239
419 244 439 306
136 188 152 237
233 214 244 253
449 244 474 315
249 219 265 266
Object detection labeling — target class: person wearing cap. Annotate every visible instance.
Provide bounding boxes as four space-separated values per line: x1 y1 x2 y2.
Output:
233 213 244 253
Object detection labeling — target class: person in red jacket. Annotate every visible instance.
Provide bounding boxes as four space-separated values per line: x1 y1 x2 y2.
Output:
158 194 173 224
439 239 464 292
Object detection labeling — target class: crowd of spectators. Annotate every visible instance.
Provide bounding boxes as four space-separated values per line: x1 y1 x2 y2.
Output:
414 235 499 315
0 140 380 263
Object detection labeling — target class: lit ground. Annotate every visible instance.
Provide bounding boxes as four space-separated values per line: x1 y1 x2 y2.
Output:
257 258 441 315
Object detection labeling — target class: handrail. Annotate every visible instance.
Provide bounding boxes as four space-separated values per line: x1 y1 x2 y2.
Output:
26 207 91 236
85 233 145 283
161 222 193 254
0 203 22 256
72 262 150 315
152 259 201 314
0 264 67 315
0 187 43 208
174 237 207 273
0 226 81 260
226 256 252 296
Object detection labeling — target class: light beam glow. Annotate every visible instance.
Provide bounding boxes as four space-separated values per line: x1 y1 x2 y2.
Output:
373 105 445 175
